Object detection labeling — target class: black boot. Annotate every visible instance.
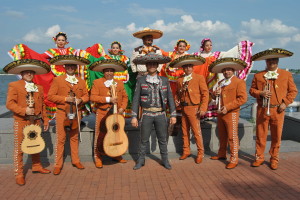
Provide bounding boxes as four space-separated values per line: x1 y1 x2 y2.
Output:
133 158 145 170
161 156 172 170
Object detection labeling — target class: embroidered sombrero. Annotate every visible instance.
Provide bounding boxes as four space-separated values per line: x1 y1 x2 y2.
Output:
209 58 247 73
3 59 51 75
252 48 293 61
168 55 206 68
49 55 90 65
133 52 171 64
133 28 163 39
89 59 127 72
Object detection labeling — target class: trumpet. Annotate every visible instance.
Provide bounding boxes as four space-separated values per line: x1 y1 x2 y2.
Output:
262 79 271 116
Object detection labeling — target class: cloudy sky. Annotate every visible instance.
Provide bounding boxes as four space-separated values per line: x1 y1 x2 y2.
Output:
1 0 300 70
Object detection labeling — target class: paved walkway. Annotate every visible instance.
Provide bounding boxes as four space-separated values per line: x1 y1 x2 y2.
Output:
0 152 299 200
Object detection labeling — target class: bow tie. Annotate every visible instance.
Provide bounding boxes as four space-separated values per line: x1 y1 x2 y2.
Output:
264 71 279 79
183 74 192 83
25 82 38 92
104 79 117 87
65 75 78 84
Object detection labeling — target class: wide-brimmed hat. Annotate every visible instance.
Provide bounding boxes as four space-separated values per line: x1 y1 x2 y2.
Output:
133 52 171 64
49 55 90 65
168 55 206 68
209 58 247 73
133 28 163 39
3 59 51 75
252 48 293 61
89 59 127 72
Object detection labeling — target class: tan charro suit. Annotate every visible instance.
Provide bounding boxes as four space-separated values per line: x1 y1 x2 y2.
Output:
48 74 89 169
249 68 297 163
217 76 247 164
6 79 49 177
90 78 128 163
176 73 209 156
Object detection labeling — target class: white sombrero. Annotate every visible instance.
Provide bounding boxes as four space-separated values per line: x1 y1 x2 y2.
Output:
89 59 127 72
209 58 247 73
3 59 51 75
252 48 293 61
133 52 171 64
168 55 206 68
133 28 163 39
49 55 90 65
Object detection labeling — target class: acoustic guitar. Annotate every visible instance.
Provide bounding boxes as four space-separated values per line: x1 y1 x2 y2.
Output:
21 92 46 154
103 83 128 157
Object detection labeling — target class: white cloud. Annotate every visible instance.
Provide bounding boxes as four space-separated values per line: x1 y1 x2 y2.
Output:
22 25 61 43
241 19 298 36
4 10 25 18
293 34 300 42
42 5 77 12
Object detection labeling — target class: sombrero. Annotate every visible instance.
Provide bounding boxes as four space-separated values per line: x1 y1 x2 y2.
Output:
252 48 293 61
3 59 51 75
168 55 206 68
89 59 127 72
49 55 90 65
209 58 247 73
133 28 163 39
133 52 171 64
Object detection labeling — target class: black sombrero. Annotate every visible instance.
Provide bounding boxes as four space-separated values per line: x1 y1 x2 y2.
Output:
49 55 90 65
89 59 127 72
168 55 206 68
133 52 171 64
3 59 51 75
209 58 247 73
133 28 163 39
252 48 293 61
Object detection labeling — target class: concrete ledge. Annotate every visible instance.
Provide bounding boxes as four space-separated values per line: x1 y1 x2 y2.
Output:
0 114 254 163
283 112 300 142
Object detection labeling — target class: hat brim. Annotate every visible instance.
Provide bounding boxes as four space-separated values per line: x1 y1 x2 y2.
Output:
169 55 206 68
89 59 127 72
133 30 163 39
252 48 293 61
49 55 90 65
209 58 247 73
133 54 171 64
3 59 50 75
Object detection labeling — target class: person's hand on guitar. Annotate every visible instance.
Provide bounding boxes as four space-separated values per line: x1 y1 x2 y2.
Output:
170 117 176 125
25 107 35 115
110 97 118 104
131 117 139 128
75 98 82 105
65 96 75 103
118 108 124 114
44 125 49 131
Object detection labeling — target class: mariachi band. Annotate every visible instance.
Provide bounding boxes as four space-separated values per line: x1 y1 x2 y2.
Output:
4 28 298 186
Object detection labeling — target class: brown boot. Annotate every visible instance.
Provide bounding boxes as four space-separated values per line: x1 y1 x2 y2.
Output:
252 160 264 167
32 168 51 174
226 163 238 169
113 156 127 163
16 176 25 186
53 167 61 175
210 156 226 160
95 160 103 168
195 155 203 164
179 154 191 160
270 161 278 170
72 162 85 169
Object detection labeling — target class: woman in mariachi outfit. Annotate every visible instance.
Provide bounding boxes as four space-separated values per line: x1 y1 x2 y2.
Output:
193 38 254 120
104 41 137 117
160 39 190 97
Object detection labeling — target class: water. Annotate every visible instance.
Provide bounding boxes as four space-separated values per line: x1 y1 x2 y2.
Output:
1 74 299 119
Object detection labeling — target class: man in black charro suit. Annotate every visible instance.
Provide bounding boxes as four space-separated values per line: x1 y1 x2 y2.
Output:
131 52 176 170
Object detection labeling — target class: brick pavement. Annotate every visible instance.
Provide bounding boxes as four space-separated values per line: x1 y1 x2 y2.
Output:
0 152 300 200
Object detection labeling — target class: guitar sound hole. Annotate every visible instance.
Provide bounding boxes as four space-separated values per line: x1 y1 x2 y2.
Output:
28 131 37 140
112 123 119 131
